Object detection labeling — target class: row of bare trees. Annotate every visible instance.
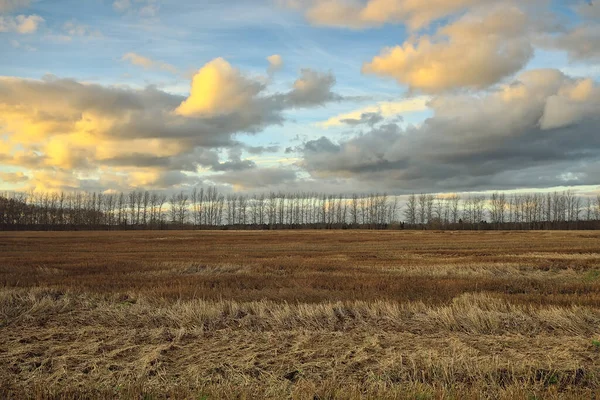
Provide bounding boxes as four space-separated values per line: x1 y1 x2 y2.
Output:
403 191 600 227
1 189 599 230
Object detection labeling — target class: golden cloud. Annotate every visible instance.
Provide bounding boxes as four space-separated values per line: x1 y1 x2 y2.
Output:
281 0 513 31
0 58 342 191
267 54 283 74
362 7 533 92
175 58 265 117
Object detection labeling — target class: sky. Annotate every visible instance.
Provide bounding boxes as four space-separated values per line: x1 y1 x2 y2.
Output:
0 0 599 195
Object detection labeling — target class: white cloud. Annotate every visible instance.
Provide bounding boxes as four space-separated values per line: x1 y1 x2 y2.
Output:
267 54 283 74
10 38 35 50
62 21 102 38
113 0 131 12
139 3 159 17
122 52 178 74
113 0 159 17
0 14 43 34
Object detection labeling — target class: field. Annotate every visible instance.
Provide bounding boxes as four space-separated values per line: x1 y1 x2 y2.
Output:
2 230 600 399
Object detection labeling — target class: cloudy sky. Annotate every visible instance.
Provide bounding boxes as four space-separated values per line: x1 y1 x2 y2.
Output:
0 0 599 194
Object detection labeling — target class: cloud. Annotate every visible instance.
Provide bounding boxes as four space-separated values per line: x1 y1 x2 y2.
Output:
113 0 159 17
212 159 257 172
176 60 342 116
23 170 81 192
0 171 28 183
267 54 283 74
0 75 259 189
362 6 535 92
318 97 429 127
130 170 196 188
175 58 266 117
211 147 257 172
301 69 600 192
285 69 341 107
0 0 29 12
212 167 298 190
98 147 218 171
340 112 384 126
63 21 102 39
122 52 178 74
113 0 130 12
243 144 280 155
548 25 600 62
539 78 598 129
0 14 43 34
139 3 159 17
0 58 343 191
10 38 35 50
575 1 600 20
533 2 600 61
280 0 532 31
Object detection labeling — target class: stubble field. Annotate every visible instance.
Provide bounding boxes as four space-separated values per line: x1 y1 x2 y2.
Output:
1 230 600 399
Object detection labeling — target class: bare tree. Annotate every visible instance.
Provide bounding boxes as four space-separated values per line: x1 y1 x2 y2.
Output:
350 194 359 226
425 194 434 226
129 191 137 226
404 194 417 225
177 191 189 225
449 195 460 224
418 193 427 225
490 192 507 226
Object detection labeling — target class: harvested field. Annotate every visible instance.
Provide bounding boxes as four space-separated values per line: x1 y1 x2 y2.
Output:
1 230 600 399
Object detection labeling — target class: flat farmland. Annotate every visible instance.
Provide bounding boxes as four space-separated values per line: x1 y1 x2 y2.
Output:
2 230 600 399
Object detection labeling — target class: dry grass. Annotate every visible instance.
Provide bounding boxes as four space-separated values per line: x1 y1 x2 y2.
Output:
1 230 600 398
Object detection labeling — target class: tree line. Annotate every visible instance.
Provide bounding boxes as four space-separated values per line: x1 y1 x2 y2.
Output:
1 188 599 230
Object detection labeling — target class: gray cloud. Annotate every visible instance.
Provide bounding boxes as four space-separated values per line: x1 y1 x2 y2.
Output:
301 69 600 192
152 171 198 188
99 148 220 171
0 0 30 12
243 144 280 155
211 167 298 189
537 2 600 61
212 147 257 172
575 1 600 20
212 159 256 172
284 69 341 107
550 25 600 61
340 112 384 127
